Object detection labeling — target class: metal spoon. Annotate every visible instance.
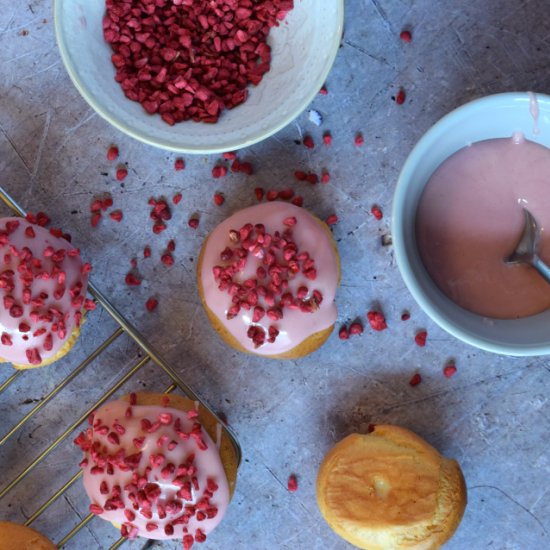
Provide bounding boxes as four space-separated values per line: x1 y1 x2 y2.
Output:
506 208 550 284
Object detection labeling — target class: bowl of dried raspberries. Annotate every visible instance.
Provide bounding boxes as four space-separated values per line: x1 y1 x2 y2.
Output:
54 0 344 154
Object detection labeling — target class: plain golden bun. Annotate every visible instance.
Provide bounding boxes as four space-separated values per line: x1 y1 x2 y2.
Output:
121 392 239 497
316 425 467 550
0 521 56 550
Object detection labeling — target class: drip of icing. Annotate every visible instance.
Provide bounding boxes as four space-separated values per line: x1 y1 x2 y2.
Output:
528 91 540 135
200 202 338 355
0 217 89 365
79 400 230 542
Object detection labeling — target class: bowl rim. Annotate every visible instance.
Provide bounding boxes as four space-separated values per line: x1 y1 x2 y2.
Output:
392 91 550 356
53 0 345 154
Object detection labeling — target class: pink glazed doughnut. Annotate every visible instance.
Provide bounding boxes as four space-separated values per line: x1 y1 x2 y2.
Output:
197 202 340 358
0 216 93 369
74 393 238 548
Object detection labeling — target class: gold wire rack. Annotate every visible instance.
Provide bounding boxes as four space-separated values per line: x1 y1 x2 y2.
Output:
0 186 241 549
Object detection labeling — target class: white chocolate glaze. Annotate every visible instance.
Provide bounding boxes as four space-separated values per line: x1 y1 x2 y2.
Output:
0 217 90 366
76 400 230 543
200 202 338 355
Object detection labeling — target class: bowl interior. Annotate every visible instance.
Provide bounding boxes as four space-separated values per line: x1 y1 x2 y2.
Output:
54 0 343 154
393 92 550 355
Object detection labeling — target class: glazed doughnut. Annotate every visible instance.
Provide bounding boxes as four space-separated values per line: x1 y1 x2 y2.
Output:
0 521 56 550
0 216 92 369
316 425 467 550
74 392 238 547
197 202 340 358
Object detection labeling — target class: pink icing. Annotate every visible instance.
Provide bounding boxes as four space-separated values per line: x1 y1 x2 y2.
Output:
199 202 339 355
0 217 90 366
76 400 230 543
416 135 550 318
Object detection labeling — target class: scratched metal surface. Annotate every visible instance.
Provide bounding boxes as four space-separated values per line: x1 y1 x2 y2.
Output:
0 1 549 549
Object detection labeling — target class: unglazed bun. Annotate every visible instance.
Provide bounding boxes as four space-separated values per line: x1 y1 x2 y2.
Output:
197 202 340 358
0 216 92 369
74 392 238 546
0 521 56 550
316 425 467 550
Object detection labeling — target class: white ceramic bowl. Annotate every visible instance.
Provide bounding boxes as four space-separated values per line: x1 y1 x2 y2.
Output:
393 92 550 356
54 0 344 154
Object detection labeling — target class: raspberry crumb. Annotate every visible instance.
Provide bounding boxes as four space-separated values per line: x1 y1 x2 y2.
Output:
415 330 427 347
287 474 298 492
323 132 332 146
174 158 185 171
125 272 141 286
349 322 364 335
172 193 182 205
367 311 387 331
146 298 158 312
354 133 364 146
266 190 278 201
409 373 422 386
321 170 330 184
109 210 123 222
292 196 304 207
371 205 383 220
222 152 237 160
443 363 457 378
116 167 128 181
107 145 119 161
338 326 349 340
325 214 338 226
188 217 199 229
91 212 101 228
400 30 412 43
303 135 315 149
401 311 410 321
212 165 228 179
143 246 151 258
254 187 265 201
213 193 225 206
395 89 406 105
319 85 328 95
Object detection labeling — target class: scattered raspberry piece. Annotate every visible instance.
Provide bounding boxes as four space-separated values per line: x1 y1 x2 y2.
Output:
401 311 410 321
107 145 119 161
349 322 363 335
125 272 141 286
371 205 383 220
278 188 294 200
143 246 151 258
161 253 174 266
415 330 427 347
167 239 176 252
238 161 253 175
443 363 457 378
292 196 304 207
212 165 228 178
266 190 278 201
116 167 128 181
321 170 330 184
222 151 237 160
213 193 225 206
409 373 422 386
303 135 314 149
102 197 113 210
287 474 298 493
306 172 318 185
254 187 264 201
109 210 123 222
325 214 338 226
188 217 199 229
367 311 387 331
395 89 406 105
294 170 307 181
90 199 102 213
174 158 185 171
172 193 182 205
91 212 101 228
400 30 412 43
323 132 332 146
354 133 364 146
338 326 349 340
319 85 328 95
146 298 158 312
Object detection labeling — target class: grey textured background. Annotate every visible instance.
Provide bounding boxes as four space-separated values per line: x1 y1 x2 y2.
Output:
0 1 549 549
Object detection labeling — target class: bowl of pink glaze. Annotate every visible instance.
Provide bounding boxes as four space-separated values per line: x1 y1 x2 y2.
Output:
393 92 550 356
54 0 343 154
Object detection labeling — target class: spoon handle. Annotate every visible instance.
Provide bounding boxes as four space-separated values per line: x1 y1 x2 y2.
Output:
532 256 550 285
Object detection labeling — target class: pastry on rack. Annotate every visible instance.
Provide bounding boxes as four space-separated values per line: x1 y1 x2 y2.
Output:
0 521 56 549
0 216 93 369
197 202 340 358
316 425 467 550
74 392 238 547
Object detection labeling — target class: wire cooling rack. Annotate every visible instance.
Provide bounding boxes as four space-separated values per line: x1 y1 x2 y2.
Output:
0 185 241 549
